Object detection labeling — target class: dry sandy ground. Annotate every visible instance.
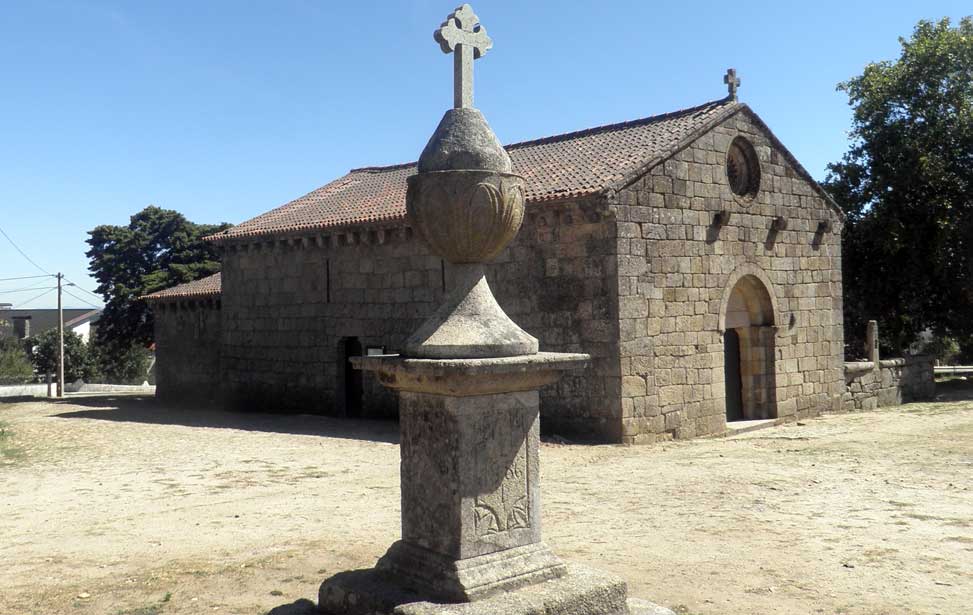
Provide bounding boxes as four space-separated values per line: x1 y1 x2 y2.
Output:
1 386 971 615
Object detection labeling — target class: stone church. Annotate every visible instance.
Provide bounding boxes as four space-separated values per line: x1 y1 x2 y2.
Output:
147 82 845 444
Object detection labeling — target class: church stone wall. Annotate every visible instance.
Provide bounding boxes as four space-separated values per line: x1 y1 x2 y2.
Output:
218 198 621 440
153 300 223 403
220 230 440 416
497 199 621 441
613 109 845 444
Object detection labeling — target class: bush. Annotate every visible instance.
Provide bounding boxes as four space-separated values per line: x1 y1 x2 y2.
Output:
0 336 34 385
89 339 151 385
31 329 95 383
920 336 960 365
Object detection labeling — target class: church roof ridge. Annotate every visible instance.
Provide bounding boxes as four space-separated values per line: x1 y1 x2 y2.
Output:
348 161 418 173
506 97 734 150
208 97 745 242
345 97 734 175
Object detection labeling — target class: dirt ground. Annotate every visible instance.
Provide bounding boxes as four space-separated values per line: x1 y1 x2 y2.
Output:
1 383 971 615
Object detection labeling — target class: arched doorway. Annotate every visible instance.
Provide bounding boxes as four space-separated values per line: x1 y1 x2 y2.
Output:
722 274 777 422
337 337 363 418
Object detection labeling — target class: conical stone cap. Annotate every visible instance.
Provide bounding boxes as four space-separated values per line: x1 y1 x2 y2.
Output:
404 263 538 359
418 108 512 173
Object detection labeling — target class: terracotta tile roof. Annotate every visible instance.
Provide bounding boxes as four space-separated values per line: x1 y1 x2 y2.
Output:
143 273 221 302
209 98 740 242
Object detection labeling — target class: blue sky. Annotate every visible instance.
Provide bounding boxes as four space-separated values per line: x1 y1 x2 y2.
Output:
0 1 968 309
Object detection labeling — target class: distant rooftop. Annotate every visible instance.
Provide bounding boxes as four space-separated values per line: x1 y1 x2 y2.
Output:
2 308 101 338
143 273 222 302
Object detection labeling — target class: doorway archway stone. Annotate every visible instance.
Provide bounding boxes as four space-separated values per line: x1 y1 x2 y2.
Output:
719 265 779 422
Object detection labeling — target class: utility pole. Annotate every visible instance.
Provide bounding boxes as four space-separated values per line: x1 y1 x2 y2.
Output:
57 272 64 398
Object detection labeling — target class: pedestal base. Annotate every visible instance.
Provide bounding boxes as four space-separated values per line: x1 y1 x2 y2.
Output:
319 563 634 615
327 352 660 615
376 540 566 602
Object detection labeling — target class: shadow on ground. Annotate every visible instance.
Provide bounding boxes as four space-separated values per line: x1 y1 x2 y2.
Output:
0 395 46 404
50 395 399 444
934 377 973 402
265 598 319 615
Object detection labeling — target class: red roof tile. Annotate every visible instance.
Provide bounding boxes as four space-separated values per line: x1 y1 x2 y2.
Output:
210 98 739 242
143 273 221 301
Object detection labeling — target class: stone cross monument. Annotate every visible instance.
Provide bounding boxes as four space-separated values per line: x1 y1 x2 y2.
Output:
316 5 650 614
724 67 740 100
435 4 492 109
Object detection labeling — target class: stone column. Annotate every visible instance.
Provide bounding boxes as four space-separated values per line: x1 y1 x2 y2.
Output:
867 320 880 368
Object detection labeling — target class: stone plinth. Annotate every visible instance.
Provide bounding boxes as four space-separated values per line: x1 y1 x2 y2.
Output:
320 563 633 615
316 352 638 614
361 353 584 602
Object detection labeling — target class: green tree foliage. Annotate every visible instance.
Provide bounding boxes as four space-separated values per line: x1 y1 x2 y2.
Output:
0 336 34 384
89 338 151 385
86 206 229 346
31 329 95 383
825 17 973 356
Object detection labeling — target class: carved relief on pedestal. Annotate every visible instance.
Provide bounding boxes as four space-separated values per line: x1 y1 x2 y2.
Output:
473 442 530 536
469 403 532 539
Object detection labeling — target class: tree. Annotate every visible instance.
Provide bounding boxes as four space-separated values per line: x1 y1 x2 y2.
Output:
824 17 973 356
86 206 229 347
89 337 151 385
31 329 95 383
0 336 34 384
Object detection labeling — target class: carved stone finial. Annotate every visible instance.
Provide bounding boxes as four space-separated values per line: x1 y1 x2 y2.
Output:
434 4 493 109
724 68 741 101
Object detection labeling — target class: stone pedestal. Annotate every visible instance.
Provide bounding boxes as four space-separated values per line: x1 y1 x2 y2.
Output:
383 384 562 600
317 353 635 614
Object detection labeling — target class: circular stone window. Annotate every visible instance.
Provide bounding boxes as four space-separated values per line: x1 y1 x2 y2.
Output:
726 136 760 200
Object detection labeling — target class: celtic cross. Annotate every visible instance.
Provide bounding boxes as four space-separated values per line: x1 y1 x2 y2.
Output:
724 68 741 101
434 4 493 109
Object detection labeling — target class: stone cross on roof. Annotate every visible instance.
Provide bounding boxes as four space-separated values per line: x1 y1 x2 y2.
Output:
434 4 493 109
724 68 741 101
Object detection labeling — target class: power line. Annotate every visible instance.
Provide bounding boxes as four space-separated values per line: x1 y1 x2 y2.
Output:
16 287 56 308
0 274 53 282
0 224 51 275
0 278 57 294
0 286 58 294
0 224 101 302
62 276 102 300
62 288 102 310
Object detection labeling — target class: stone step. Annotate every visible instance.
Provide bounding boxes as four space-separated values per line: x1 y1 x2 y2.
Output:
725 418 779 437
628 598 676 615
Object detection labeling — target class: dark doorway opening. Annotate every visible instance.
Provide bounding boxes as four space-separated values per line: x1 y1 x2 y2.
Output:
722 274 778 422
338 337 363 418
724 329 744 422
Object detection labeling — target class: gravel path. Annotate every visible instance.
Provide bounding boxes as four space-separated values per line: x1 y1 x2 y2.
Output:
1 390 970 614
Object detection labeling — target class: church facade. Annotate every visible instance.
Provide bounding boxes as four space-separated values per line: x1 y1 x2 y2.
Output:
147 95 845 444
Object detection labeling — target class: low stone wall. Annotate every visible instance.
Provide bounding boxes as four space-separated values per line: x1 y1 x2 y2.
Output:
0 383 52 398
77 383 156 393
0 382 156 399
842 355 935 411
